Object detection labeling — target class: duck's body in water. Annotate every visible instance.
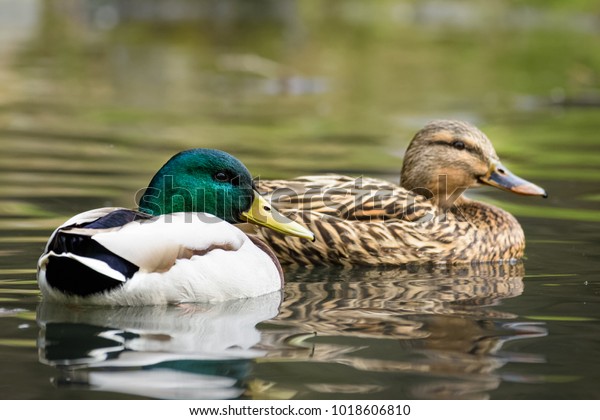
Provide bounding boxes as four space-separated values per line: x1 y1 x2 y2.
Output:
254 120 546 266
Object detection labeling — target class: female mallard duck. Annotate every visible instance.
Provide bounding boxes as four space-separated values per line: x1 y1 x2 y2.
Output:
37 149 314 305
254 120 546 266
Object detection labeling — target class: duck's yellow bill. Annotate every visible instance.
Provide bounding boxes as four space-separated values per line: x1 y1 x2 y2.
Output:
240 191 315 241
479 160 547 198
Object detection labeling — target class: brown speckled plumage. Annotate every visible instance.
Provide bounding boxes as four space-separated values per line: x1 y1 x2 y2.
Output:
251 120 546 266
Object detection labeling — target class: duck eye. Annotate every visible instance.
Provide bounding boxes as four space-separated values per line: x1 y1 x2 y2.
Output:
452 140 466 150
213 172 230 182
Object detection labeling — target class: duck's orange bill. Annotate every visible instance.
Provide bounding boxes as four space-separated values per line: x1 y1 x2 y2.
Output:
240 191 316 241
479 161 547 198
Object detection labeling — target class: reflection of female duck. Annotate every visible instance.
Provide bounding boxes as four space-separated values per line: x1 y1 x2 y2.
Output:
37 149 313 305
255 121 546 265
254 263 546 399
272 263 526 340
37 292 282 399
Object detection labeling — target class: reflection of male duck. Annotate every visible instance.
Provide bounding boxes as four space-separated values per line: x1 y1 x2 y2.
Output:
37 292 281 399
255 263 547 399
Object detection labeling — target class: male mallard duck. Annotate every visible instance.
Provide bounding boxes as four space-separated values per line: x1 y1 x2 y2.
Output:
37 149 314 305
254 120 546 266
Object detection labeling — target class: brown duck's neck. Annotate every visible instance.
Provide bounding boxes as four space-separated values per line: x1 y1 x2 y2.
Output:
419 190 523 236
452 197 527 261
427 188 469 211
448 197 522 232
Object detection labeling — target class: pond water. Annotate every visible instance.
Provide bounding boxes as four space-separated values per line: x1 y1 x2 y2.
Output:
1 0 599 399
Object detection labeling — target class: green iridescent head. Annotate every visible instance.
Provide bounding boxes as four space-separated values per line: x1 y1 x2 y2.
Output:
139 149 254 223
138 148 314 241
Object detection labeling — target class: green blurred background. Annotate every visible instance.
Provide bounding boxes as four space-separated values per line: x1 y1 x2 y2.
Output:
1 0 600 400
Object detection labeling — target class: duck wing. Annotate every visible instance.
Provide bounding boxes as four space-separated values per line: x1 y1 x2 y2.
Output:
39 208 154 297
39 209 259 299
258 174 435 222
254 208 469 266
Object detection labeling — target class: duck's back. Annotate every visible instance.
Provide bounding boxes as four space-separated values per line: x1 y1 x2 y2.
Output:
38 208 284 304
255 175 526 266
259 175 433 222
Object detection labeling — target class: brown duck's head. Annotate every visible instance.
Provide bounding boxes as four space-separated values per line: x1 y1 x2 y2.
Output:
400 120 547 208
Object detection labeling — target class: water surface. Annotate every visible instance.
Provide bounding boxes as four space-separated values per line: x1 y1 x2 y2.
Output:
0 0 599 399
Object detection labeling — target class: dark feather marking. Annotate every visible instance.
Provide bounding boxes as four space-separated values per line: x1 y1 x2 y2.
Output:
315 222 333 246
49 231 139 280
45 209 146 296
45 255 125 297
83 209 152 229
330 220 349 239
